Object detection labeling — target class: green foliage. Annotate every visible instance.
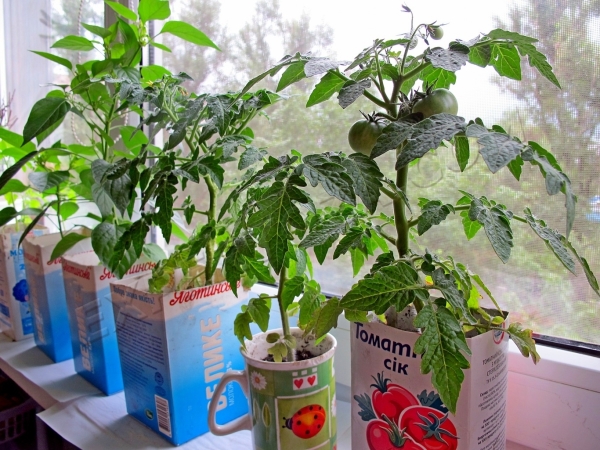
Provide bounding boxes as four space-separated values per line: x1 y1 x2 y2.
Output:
232 9 599 411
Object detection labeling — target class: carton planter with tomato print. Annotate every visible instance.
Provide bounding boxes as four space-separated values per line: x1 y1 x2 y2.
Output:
109 269 251 446
351 320 508 450
61 252 156 395
22 230 92 362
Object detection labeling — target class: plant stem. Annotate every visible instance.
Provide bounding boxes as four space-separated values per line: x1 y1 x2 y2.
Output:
277 265 295 362
56 188 63 238
393 166 409 257
204 175 218 285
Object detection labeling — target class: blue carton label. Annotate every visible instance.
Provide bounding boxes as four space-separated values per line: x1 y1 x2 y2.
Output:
25 259 73 362
111 278 249 445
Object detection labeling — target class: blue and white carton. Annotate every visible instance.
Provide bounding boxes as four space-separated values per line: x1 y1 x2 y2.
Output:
61 253 156 395
22 231 92 362
109 271 250 445
0 225 47 341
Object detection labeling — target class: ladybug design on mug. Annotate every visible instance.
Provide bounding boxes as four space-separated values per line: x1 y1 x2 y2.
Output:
282 404 326 439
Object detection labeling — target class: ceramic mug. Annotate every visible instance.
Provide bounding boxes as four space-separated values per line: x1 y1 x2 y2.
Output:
208 328 337 450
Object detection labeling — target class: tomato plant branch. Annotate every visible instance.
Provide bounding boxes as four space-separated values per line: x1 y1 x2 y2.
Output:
276 264 295 362
204 175 218 285
374 51 390 104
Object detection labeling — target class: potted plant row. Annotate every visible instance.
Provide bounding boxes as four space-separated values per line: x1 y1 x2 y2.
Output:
1 2 598 450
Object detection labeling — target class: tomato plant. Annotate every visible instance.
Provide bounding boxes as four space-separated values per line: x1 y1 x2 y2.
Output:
428 25 444 40
411 89 458 118
370 372 418 423
348 112 387 156
399 406 458 450
366 417 426 450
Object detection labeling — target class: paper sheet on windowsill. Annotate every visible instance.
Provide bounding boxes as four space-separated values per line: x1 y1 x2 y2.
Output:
38 392 352 450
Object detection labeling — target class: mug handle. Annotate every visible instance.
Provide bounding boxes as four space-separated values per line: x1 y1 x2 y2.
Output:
208 370 253 436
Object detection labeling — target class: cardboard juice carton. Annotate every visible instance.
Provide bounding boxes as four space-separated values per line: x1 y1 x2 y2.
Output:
22 231 92 362
61 253 156 395
109 272 250 445
350 320 509 450
0 225 47 340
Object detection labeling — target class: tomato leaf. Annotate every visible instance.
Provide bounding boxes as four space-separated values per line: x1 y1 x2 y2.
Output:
417 200 455 235
338 79 371 109
454 135 469 171
298 280 321 326
305 297 343 339
425 44 469 72
506 322 540 364
300 215 346 249
468 44 492 67
301 154 355 205
466 124 524 173
396 114 466 169
414 303 471 415
276 61 307 92
304 58 348 77
467 196 514 264
431 268 475 323
333 228 364 259
340 263 427 315
306 72 346 107
238 147 267 170
234 311 253 345
524 209 576 274
489 43 521 80
371 121 413 159
521 144 576 237
341 153 383 214
281 276 304 311
247 181 306 274
247 297 270 332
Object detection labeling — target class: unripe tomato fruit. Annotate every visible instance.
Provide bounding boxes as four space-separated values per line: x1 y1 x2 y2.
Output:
412 88 458 118
348 114 386 156
430 26 444 40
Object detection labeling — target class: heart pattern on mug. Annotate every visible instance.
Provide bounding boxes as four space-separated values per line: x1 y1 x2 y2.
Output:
307 375 316 386
294 379 304 389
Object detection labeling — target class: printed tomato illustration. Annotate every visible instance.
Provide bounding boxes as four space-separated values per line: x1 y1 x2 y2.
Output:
283 404 326 439
366 416 426 450
370 372 419 423
399 406 458 450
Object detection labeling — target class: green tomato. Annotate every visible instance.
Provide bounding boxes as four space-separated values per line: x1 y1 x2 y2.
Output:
347 115 386 156
430 26 444 40
411 88 458 118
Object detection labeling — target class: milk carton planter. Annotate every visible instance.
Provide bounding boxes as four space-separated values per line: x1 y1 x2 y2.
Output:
0 225 46 341
350 321 508 450
61 253 156 395
22 231 92 362
208 328 338 450
109 272 250 445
